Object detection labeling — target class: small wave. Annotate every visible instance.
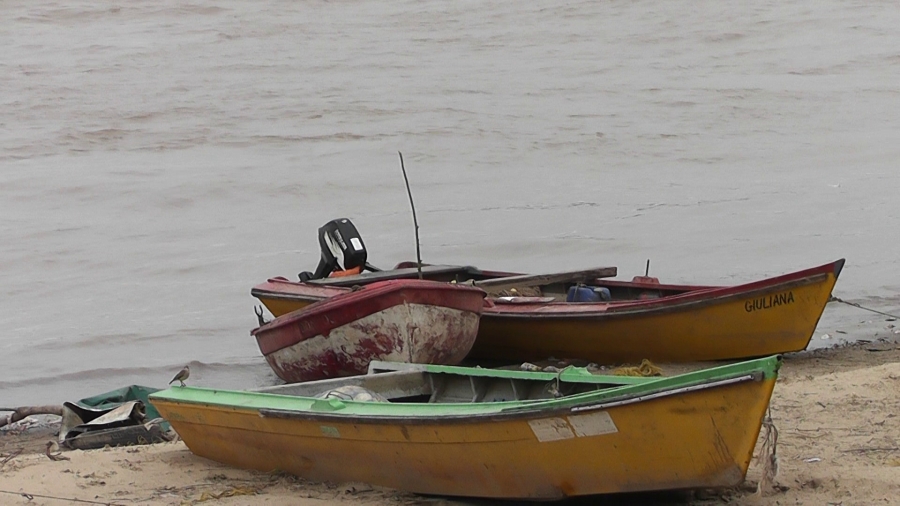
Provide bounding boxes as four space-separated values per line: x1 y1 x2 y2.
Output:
0 359 260 391
122 112 163 122
675 156 727 165
0 365 164 390
444 201 607 213
22 7 123 23
30 333 172 352
851 294 900 307
142 5 230 17
705 32 745 43
634 197 750 212
248 132 367 144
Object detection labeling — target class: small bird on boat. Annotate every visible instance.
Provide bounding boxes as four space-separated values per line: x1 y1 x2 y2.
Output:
169 365 191 387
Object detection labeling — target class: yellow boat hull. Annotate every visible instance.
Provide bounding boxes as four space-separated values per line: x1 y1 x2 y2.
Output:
472 264 840 363
152 375 776 499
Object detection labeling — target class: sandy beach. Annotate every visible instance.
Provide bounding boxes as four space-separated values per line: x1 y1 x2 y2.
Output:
3 338 899 506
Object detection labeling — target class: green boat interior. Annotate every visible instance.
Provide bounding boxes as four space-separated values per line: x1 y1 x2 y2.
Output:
252 361 673 405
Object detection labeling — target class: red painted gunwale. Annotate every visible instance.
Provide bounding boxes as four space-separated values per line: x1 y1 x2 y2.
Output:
481 259 844 317
253 261 843 318
252 277 351 303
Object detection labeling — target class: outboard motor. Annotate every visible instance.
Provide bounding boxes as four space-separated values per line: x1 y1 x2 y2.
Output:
300 219 377 281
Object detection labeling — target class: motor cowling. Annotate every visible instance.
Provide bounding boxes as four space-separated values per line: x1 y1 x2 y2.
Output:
300 218 369 281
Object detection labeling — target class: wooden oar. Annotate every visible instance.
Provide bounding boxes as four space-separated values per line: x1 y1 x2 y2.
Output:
474 267 617 292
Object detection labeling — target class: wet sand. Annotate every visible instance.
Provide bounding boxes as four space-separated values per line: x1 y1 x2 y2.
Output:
2 339 899 506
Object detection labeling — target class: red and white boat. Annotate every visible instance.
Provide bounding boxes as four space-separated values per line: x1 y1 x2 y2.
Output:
252 279 486 383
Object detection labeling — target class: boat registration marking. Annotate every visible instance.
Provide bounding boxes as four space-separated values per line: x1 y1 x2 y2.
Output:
528 418 575 442
529 412 618 442
568 411 618 437
320 426 341 438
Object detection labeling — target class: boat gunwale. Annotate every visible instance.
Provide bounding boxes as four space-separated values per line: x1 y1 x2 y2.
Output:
250 287 348 303
482 271 833 318
252 279 485 345
255 372 766 425
251 260 845 319
149 356 780 425
304 264 495 287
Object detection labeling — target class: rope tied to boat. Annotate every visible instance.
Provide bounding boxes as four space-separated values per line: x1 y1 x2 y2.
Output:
829 296 900 320
756 408 780 496
552 365 576 397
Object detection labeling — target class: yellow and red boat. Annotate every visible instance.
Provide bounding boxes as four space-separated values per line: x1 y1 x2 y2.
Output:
473 259 843 363
252 259 844 363
150 356 781 499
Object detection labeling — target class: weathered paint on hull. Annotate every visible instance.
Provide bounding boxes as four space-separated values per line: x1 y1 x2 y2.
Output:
265 304 481 382
151 377 776 499
253 280 486 383
471 267 839 363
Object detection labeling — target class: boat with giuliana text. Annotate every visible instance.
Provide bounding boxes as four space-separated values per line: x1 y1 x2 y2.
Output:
251 219 843 363
150 355 781 499
469 258 843 363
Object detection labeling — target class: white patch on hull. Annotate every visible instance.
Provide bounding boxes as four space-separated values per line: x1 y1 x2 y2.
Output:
268 303 480 382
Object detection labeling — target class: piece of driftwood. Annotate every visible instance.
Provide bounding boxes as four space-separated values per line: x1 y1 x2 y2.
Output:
0 406 63 429
1 448 24 469
475 267 617 292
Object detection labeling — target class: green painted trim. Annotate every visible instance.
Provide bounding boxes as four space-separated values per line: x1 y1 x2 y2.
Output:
150 355 780 419
411 355 780 383
419 364 650 385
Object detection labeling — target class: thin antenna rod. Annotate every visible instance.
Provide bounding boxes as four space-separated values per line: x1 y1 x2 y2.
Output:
645 259 650 277
398 151 423 280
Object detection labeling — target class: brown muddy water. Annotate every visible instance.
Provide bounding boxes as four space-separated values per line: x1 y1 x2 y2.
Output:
2 0 899 406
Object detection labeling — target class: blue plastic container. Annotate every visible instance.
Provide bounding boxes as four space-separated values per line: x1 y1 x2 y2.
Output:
566 286 611 302
594 286 612 301
567 286 600 302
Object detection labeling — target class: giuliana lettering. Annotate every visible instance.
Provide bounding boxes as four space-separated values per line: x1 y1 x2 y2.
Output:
745 291 795 313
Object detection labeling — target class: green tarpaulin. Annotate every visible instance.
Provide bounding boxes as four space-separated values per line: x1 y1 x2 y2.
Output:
76 385 167 429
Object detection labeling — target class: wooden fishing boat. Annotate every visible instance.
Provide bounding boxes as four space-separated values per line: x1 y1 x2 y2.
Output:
149 355 781 499
473 259 844 363
252 259 844 363
252 279 486 383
